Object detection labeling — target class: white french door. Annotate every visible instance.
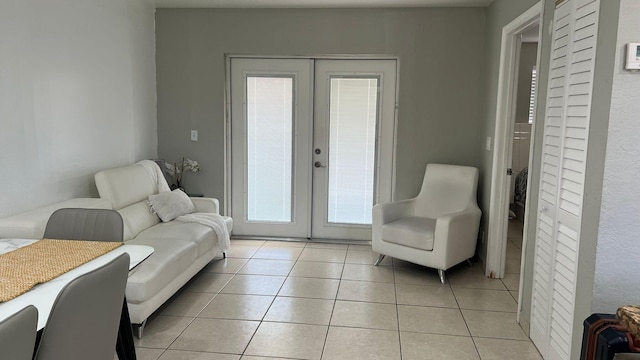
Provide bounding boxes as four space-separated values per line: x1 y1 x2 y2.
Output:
312 60 396 240
230 59 312 238
230 57 396 241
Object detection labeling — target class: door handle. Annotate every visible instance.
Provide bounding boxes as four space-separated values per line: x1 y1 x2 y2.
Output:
314 161 326 168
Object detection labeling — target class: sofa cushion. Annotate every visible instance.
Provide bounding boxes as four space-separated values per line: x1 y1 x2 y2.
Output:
124 234 200 304
118 201 161 241
148 190 195 222
381 216 436 251
95 165 157 210
135 220 217 259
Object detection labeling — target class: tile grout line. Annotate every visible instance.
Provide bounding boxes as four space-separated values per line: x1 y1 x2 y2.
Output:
393 261 404 360
450 281 483 360
238 241 302 358
236 243 268 357
149 258 239 352
319 284 339 359
311 244 345 360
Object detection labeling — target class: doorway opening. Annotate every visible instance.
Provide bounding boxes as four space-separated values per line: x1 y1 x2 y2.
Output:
485 1 542 324
227 57 397 242
504 22 539 312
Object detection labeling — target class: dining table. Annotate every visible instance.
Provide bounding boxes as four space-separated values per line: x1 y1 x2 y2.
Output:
0 238 154 360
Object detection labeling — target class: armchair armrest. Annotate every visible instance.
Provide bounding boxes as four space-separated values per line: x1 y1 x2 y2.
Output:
190 197 219 214
433 206 482 268
372 198 415 226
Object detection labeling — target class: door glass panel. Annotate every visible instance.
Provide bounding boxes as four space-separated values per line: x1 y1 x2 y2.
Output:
327 77 379 225
246 76 294 222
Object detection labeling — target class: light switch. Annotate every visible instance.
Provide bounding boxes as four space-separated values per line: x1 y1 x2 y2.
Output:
486 136 492 151
191 130 198 142
625 43 640 71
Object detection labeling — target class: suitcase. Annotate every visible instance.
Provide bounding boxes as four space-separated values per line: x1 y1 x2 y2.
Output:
582 313 619 360
596 327 631 360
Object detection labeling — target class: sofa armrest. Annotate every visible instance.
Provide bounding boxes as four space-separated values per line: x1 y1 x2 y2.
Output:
190 197 219 214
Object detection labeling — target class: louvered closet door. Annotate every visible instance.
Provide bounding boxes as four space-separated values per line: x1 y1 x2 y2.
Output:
530 0 599 359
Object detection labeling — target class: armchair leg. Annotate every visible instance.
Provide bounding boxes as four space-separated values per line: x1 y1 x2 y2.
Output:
438 269 446 285
374 254 386 266
134 319 147 339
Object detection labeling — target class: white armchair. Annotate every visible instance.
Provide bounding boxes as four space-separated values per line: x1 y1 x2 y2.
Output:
372 164 481 284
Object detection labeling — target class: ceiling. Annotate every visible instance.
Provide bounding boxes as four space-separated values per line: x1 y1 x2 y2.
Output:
155 0 494 8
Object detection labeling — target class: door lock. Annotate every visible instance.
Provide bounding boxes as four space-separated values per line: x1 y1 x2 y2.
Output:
314 161 326 168
314 148 322 155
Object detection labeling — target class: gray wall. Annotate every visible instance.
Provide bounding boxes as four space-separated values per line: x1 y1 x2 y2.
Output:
515 42 538 124
0 0 157 218
592 0 638 313
155 8 487 211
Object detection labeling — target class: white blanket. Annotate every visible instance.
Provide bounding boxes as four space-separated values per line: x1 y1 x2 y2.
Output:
137 160 171 193
176 213 230 253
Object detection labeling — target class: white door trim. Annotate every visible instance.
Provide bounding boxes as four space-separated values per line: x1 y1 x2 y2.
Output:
486 1 542 303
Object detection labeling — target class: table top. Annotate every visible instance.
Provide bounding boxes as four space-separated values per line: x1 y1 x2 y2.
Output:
0 239 154 329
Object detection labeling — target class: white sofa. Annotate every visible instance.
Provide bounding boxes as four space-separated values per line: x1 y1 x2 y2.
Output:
94 162 232 336
0 164 232 337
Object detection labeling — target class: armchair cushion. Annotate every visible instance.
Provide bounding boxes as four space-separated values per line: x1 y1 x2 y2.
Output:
382 216 436 251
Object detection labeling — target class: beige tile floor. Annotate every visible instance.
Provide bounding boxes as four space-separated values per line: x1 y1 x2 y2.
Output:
132 239 542 360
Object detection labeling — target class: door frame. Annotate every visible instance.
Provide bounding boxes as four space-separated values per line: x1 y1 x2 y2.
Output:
485 2 542 320
224 55 400 239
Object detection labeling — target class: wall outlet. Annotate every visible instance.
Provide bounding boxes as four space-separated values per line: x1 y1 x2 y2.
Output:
485 136 492 151
191 130 198 141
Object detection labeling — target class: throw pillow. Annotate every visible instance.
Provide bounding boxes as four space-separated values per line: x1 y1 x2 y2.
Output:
148 189 195 222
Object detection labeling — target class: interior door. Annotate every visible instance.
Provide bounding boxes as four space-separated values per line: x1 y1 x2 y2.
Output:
311 60 397 240
530 0 599 358
230 58 313 238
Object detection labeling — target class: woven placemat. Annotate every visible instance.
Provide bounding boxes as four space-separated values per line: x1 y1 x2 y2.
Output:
0 239 122 302
618 305 640 339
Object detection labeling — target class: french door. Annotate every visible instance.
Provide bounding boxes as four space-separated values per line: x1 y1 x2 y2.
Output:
230 57 396 241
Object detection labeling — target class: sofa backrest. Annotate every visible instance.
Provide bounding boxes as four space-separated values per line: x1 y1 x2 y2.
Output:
0 198 112 239
414 164 479 219
95 165 156 209
95 164 161 240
